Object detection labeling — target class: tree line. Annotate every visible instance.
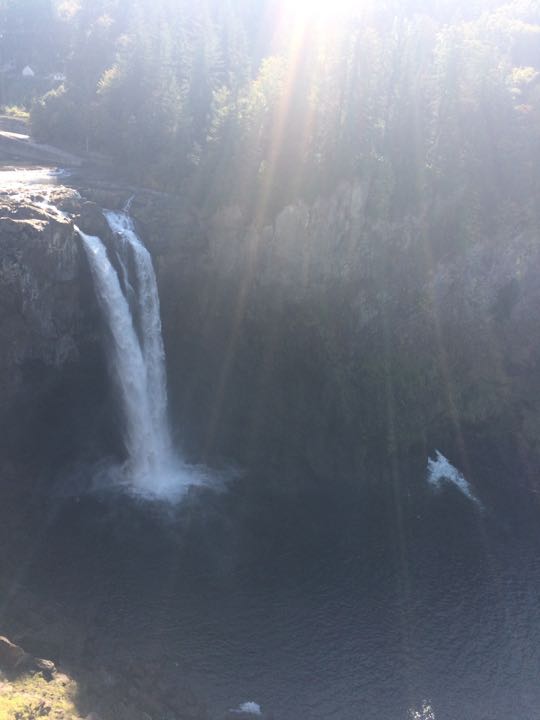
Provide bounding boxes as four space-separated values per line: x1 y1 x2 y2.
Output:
2 0 539 226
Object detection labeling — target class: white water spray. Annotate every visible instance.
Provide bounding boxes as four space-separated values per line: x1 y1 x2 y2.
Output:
427 450 482 509
77 212 209 501
230 702 262 716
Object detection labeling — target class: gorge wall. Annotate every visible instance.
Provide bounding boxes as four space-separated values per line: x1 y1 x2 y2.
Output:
2 180 540 497
0 189 116 467
140 184 540 489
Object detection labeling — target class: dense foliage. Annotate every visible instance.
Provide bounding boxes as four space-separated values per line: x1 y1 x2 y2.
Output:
2 0 540 219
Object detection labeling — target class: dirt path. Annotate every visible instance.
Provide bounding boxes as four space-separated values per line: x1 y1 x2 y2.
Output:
0 115 84 168
0 115 119 174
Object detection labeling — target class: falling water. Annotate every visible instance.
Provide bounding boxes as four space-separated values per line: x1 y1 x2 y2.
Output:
77 212 207 500
104 210 172 456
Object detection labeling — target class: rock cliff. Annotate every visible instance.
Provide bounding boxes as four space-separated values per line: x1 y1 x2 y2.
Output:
0 186 114 464
0 193 80 403
1 176 539 492
145 183 540 487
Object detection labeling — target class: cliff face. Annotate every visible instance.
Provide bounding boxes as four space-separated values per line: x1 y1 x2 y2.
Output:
1 178 539 491
0 189 114 464
144 183 540 485
0 196 79 400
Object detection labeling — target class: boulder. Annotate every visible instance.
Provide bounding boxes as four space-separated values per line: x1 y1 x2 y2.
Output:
0 636 28 672
0 636 56 679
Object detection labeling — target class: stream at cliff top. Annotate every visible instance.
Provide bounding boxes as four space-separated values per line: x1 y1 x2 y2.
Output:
0 165 69 187
3 177 540 720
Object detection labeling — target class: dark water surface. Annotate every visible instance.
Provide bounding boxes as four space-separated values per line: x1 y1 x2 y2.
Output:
4 457 540 720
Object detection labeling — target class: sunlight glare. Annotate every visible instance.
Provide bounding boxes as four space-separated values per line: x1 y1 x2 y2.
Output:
288 0 357 21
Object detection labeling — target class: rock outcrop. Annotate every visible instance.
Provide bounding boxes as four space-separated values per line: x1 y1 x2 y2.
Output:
0 636 28 673
0 184 115 464
0 636 56 679
0 192 81 404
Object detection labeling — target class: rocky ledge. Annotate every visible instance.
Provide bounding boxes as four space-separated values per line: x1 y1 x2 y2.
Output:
0 635 210 720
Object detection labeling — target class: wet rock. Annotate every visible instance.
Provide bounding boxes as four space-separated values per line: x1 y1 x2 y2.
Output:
78 186 130 212
0 636 56 679
0 636 28 672
32 657 57 681
77 201 110 238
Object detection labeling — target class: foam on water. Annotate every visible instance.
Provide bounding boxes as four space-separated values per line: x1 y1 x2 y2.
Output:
230 701 262 715
427 450 482 509
408 701 436 720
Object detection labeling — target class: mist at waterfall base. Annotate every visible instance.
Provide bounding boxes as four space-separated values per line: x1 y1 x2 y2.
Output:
77 211 215 503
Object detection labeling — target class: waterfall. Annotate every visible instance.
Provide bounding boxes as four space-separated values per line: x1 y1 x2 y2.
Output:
77 211 207 500
104 210 172 457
